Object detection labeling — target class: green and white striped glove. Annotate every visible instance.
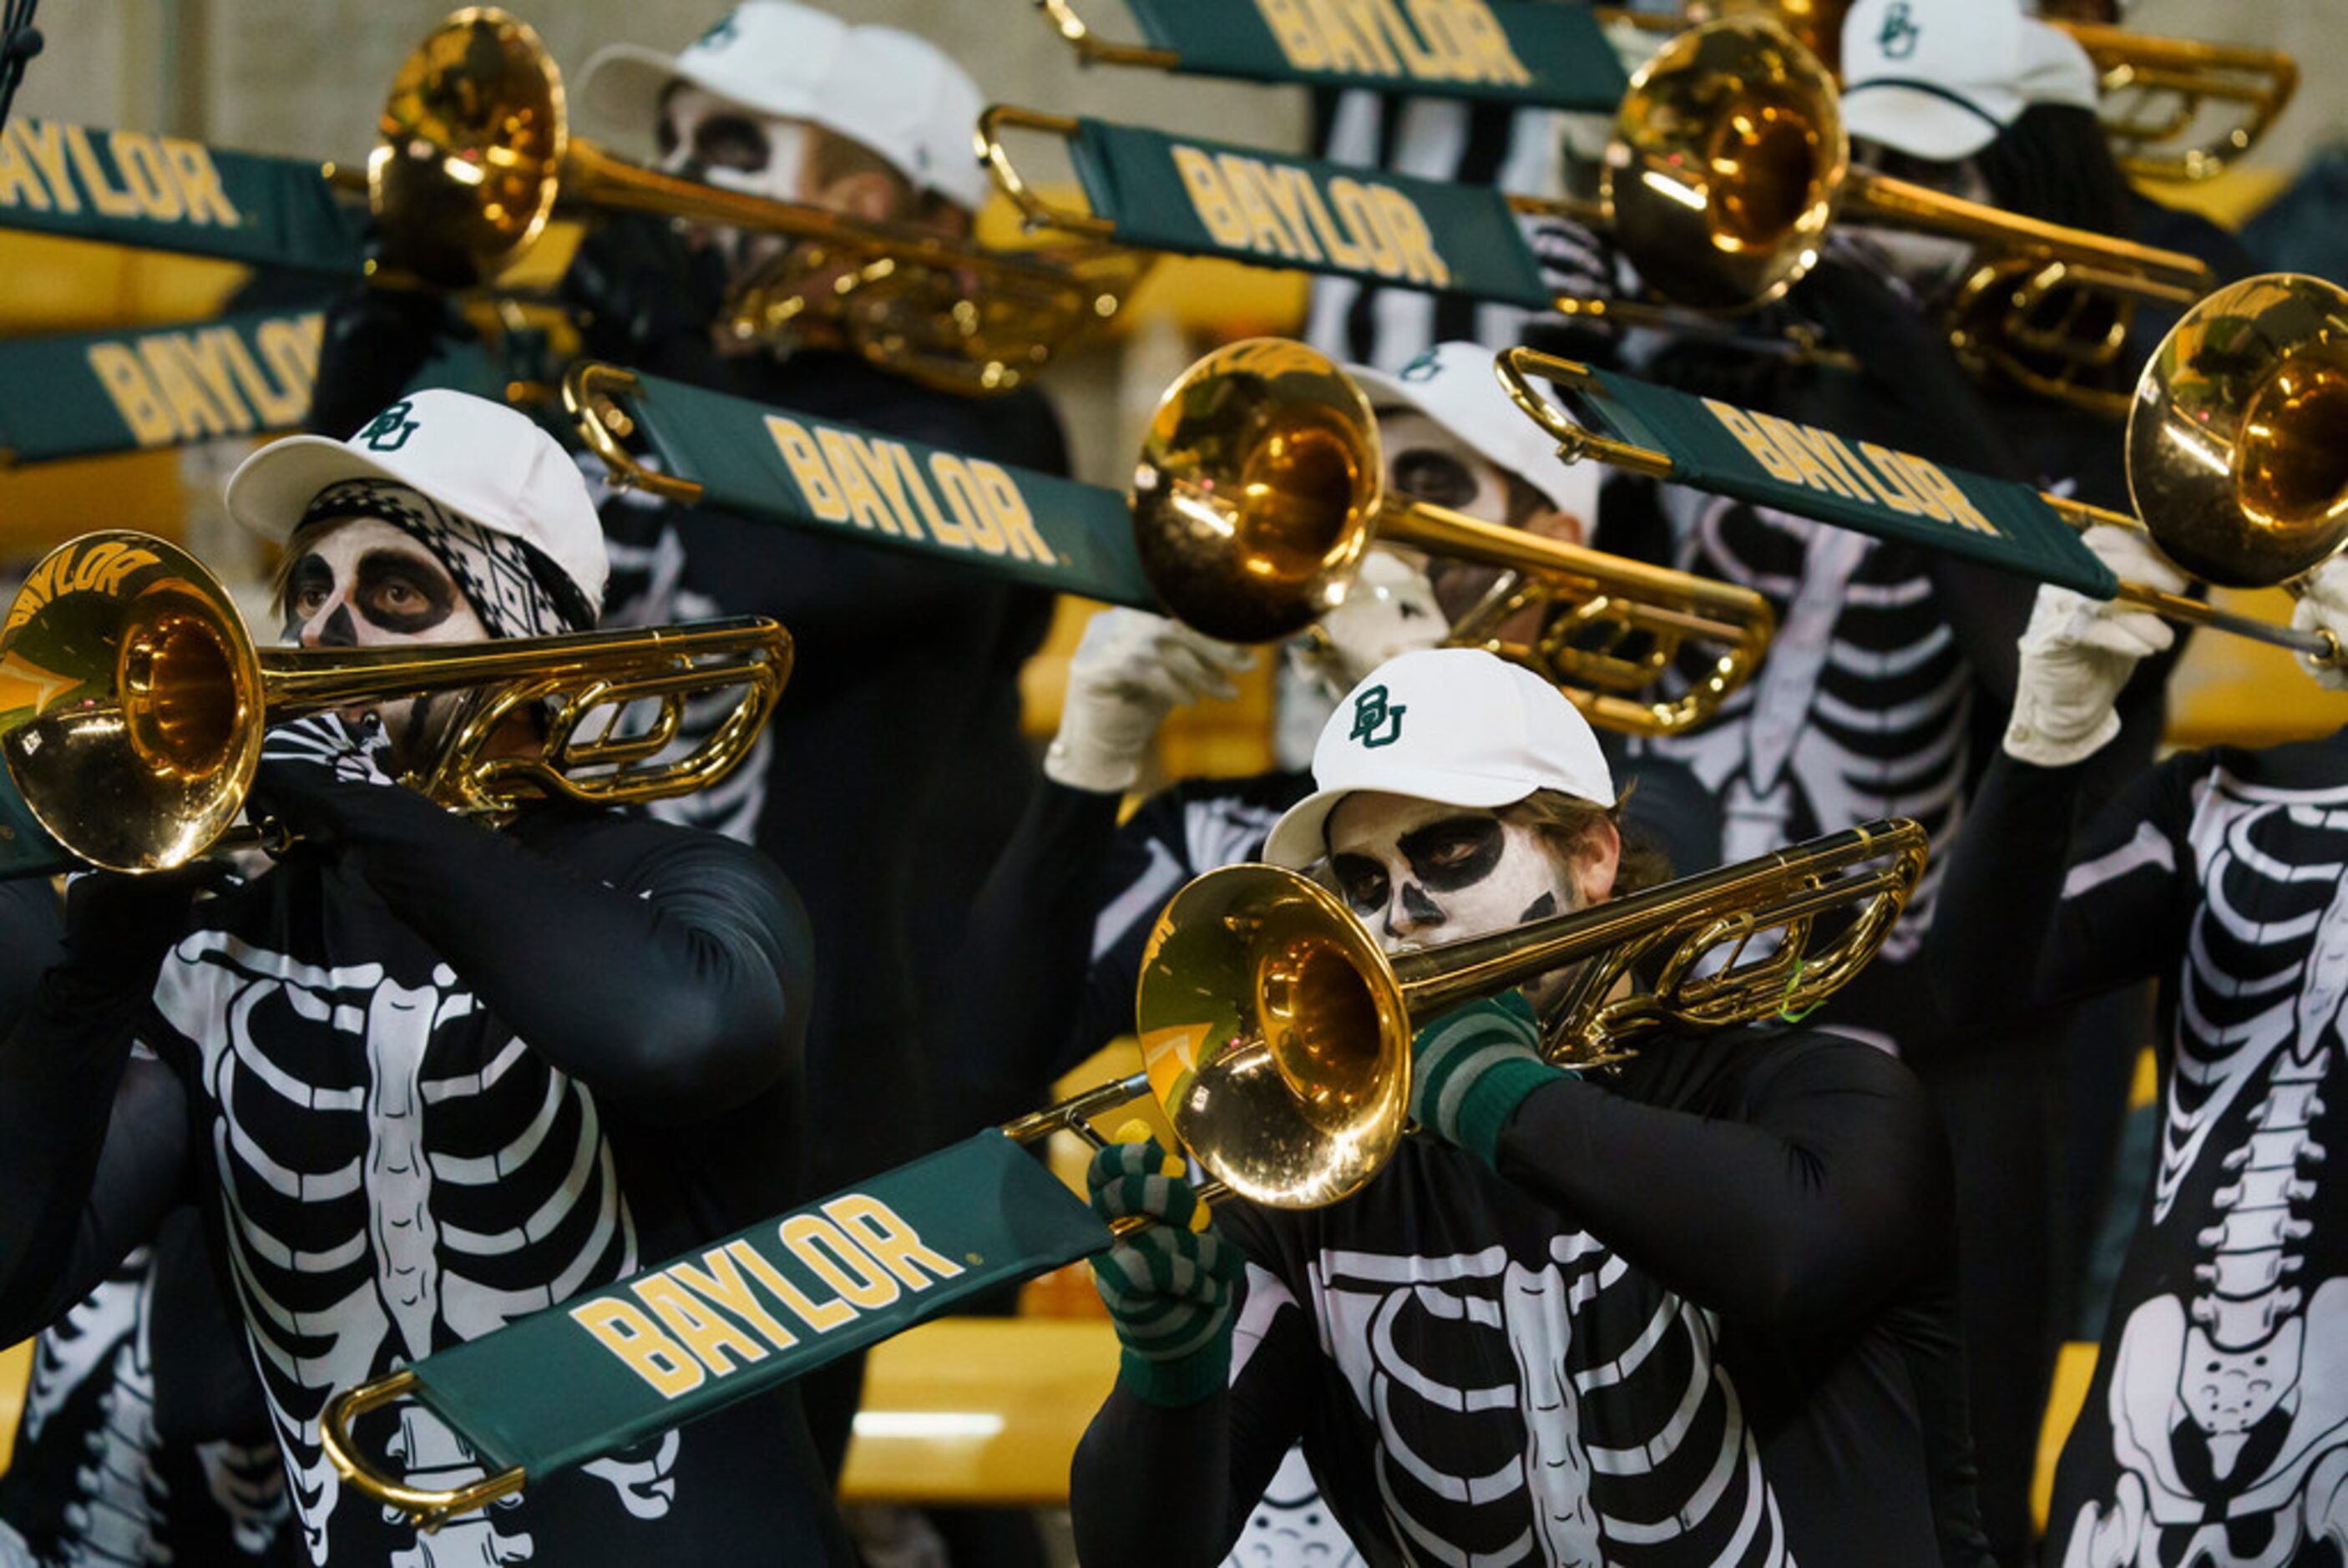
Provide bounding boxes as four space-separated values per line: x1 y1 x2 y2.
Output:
1409 993 1566 1169
1085 1132 1246 1408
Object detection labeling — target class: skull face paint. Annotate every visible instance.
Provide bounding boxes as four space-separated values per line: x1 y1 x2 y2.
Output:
278 517 488 769
1325 792 1577 954
655 84 813 283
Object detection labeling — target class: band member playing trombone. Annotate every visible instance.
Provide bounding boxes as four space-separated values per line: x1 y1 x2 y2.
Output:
1928 541 2348 1567
1070 647 1995 1567
0 392 851 1565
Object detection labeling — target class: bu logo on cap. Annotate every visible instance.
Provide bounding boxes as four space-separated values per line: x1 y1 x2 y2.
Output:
357 401 420 453
696 12 741 48
1398 349 1441 384
1878 2 1920 59
1349 684 1406 749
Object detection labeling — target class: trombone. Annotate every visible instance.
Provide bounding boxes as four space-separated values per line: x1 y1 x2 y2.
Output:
357 6 1141 395
317 812 1925 1525
0 531 789 878
1498 272 2348 670
1091 815 1925 1210
1132 338 1777 735
984 19 2210 364
1619 3 2296 183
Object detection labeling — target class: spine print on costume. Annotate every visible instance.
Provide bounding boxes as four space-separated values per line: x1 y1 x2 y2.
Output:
1260 1234 1790 1565
2059 771 2348 1566
0 1250 288 1565
154 933 676 1563
1638 501 1971 977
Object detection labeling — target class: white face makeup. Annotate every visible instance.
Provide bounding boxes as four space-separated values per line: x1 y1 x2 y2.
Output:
1379 410 1512 526
1323 792 1577 955
655 85 812 279
1845 144 1994 299
279 517 488 766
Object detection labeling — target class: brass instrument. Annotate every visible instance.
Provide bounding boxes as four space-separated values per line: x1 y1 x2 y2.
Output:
317 815 1923 1523
363 7 1140 394
1622 3 2296 182
0 530 790 876
1125 817 1929 1209
2064 23 2299 184
1133 339 1775 735
1498 271 2348 669
984 18 2209 364
566 345 1775 736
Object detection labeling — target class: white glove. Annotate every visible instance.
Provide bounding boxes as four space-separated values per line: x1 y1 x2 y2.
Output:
2005 525 2184 768
2291 556 2348 691
1045 609 1256 793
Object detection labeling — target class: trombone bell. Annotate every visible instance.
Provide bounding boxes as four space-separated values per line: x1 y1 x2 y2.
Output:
3 535 264 873
2128 274 2348 589
1136 864 1410 1211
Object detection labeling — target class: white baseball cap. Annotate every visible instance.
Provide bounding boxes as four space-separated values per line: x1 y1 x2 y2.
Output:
576 3 992 211
224 389 610 617
1841 0 2100 162
1263 647 1616 870
1349 342 1600 528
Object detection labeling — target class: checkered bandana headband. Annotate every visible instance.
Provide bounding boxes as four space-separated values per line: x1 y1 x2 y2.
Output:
292 479 596 640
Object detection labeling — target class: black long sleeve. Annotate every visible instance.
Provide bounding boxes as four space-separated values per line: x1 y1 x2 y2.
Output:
939 779 1122 1127
1926 749 2194 1031
1492 1037 1953 1334
261 778 812 1125
0 968 193 1343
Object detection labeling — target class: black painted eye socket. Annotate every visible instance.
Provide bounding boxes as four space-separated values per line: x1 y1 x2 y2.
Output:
1390 448 1480 512
1399 816 1504 893
691 114 773 174
1330 853 1389 916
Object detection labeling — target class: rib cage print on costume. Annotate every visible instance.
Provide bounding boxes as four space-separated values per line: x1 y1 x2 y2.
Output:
1640 499 1971 976
148 926 675 1565
1234 1233 1792 1565
2057 766 2348 1567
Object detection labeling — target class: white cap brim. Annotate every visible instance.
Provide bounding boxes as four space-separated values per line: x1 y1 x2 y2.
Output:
1347 358 1592 523
574 43 823 157
224 435 441 544
1842 80 2015 161
1262 767 1550 871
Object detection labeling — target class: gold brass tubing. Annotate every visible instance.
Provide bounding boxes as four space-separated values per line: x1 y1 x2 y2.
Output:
1843 170 2213 301
1495 346 1681 479
1036 0 1180 68
320 1370 529 1533
562 363 706 506
978 105 1119 240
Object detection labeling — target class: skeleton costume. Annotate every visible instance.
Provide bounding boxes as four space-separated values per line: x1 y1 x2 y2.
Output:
1931 729 2348 1567
0 428 849 1564
0 1213 291 1568
1069 652 1993 1567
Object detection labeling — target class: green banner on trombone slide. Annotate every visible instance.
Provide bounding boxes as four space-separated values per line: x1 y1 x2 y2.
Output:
620 370 1162 607
0 118 367 274
401 1130 1108 1480
1566 367 2123 599
0 310 510 466
0 308 323 465
1121 0 1628 108
1064 117 1555 311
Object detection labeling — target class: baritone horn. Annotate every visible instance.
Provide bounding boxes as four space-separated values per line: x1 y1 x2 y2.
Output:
1135 339 1776 736
1118 817 1929 1210
0 531 789 877
363 7 1139 394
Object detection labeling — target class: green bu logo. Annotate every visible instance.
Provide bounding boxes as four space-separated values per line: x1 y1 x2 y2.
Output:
1878 2 1920 59
358 401 420 453
696 13 742 48
1349 684 1406 749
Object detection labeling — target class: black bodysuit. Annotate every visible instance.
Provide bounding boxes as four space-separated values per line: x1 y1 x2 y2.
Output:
0 783 850 1565
1072 1021 1996 1566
